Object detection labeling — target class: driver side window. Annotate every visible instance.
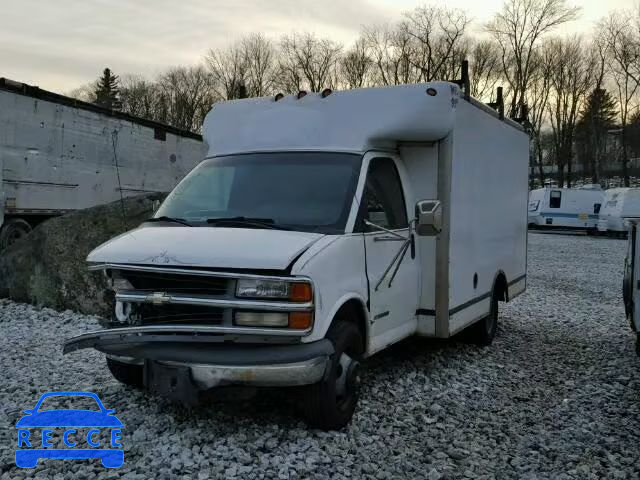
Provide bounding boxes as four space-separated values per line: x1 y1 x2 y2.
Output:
359 158 408 231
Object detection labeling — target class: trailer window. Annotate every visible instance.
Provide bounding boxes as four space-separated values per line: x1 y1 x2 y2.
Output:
594 203 601 214
549 191 562 208
360 158 408 230
528 200 540 212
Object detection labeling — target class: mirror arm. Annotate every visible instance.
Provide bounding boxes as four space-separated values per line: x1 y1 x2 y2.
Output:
364 220 406 239
374 219 415 291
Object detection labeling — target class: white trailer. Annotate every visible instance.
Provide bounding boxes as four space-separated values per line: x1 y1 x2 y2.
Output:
598 188 640 236
528 186 604 231
0 78 207 250
64 80 529 429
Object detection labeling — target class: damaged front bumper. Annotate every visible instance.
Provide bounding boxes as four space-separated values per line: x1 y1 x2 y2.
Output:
63 326 333 388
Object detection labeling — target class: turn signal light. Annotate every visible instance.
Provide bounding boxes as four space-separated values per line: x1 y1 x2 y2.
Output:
290 282 312 302
289 312 313 329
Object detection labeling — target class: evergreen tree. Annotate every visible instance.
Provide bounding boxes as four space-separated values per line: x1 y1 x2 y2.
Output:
575 88 617 183
94 68 122 110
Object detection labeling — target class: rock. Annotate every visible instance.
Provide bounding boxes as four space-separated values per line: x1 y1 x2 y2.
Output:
0 193 165 317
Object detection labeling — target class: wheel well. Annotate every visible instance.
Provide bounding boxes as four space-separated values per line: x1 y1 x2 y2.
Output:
494 272 508 302
332 299 368 354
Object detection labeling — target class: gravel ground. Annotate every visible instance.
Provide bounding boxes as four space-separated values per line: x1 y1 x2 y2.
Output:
1 232 639 479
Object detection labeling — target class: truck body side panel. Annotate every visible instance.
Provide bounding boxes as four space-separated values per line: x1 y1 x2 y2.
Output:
447 100 529 335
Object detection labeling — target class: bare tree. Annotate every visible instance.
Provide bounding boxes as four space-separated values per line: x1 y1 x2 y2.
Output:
600 13 640 186
277 33 343 92
206 42 247 100
339 37 373 89
119 75 163 120
486 0 581 118
545 37 595 187
363 23 421 86
468 39 503 100
241 34 277 97
527 47 554 187
403 6 472 82
157 65 217 132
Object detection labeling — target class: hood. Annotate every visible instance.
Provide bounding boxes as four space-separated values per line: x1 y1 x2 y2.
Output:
88 226 324 270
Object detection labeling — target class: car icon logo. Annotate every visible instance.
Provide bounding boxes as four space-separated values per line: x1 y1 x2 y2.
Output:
15 391 124 468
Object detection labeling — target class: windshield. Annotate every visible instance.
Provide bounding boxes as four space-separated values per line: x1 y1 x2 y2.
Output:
156 152 362 234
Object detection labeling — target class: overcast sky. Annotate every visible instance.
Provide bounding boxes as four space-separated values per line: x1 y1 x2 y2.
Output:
1 0 638 93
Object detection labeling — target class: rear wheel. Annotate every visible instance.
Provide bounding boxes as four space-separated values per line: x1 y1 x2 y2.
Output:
0 218 32 251
106 357 143 388
466 289 499 346
302 319 363 430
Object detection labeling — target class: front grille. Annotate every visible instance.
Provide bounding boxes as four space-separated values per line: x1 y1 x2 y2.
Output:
137 304 224 326
121 271 229 296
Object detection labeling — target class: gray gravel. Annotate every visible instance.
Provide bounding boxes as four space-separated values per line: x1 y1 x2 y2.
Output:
1 232 639 479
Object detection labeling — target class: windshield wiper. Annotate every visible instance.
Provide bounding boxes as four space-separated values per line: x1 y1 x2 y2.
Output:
206 216 292 231
145 216 192 227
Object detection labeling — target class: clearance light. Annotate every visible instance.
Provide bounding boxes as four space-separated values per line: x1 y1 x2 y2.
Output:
321 88 332 98
274 93 284 101
297 90 307 99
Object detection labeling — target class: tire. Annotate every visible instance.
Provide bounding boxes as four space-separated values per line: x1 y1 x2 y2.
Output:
302 319 364 430
0 218 32 251
467 289 499 346
106 357 143 388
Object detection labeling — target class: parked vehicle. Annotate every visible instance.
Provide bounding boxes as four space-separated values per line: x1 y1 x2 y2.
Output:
623 220 640 355
528 186 604 231
0 78 206 250
598 188 640 237
64 80 529 429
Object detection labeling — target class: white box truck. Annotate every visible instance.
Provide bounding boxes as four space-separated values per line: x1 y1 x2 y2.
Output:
598 188 640 237
0 78 206 250
528 186 604 231
64 81 529 429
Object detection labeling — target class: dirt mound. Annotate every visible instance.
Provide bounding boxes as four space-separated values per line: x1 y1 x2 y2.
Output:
0 193 164 316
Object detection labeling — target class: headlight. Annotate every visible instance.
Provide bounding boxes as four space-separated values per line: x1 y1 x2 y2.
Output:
236 279 312 302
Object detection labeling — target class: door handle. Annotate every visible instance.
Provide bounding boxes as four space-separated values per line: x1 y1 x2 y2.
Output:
374 235 405 242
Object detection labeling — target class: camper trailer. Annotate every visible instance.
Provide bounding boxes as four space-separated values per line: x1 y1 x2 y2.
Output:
0 78 206 250
64 81 529 429
598 188 640 236
528 186 604 231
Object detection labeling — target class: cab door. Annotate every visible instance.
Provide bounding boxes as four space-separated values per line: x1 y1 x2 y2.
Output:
355 156 420 350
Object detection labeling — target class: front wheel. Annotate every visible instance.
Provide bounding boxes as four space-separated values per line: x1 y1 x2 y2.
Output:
302 320 363 430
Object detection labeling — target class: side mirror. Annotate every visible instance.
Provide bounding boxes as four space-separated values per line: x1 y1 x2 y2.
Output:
415 200 442 236
152 200 161 213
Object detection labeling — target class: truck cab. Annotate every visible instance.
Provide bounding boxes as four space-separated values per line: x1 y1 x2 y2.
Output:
64 82 529 429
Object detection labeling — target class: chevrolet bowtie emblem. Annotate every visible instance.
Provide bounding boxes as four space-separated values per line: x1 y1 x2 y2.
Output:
145 292 171 305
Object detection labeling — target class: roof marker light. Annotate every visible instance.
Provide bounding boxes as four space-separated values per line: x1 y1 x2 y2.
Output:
426 88 437 97
297 90 307 99
274 93 284 102
321 88 332 98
